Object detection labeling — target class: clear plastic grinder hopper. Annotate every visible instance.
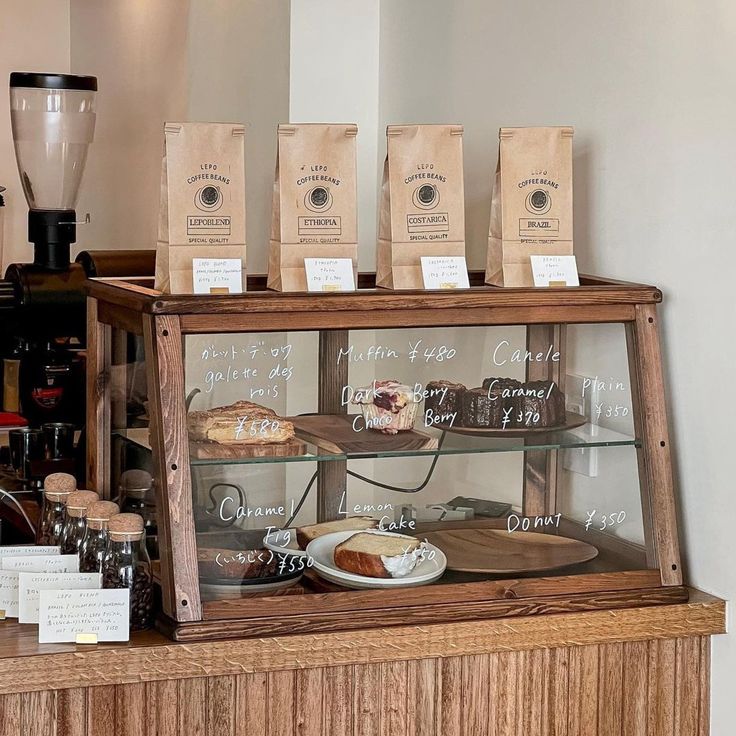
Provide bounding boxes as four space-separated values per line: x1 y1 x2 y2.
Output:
9 72 97 270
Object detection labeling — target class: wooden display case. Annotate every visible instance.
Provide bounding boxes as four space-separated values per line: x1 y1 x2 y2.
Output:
85 272 684 642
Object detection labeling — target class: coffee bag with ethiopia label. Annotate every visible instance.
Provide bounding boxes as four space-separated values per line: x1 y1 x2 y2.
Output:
376 124 466 290
154 122 246 294
485 126 574 287
267 123 358 291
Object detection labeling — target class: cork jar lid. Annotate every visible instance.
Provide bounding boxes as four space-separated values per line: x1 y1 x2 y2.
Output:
66 490 100 513
108 513 145 539
43 472 76 500
86 501 120 522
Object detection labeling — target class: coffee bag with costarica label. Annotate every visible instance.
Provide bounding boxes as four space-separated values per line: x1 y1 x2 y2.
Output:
154 122 246 294
376 124 466 290
267 123 358 291
486 126 574 287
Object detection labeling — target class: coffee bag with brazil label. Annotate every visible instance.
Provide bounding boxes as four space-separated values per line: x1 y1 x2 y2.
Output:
154 122 246 294
485 126 574 287
267 123 358 291
376 124 466 290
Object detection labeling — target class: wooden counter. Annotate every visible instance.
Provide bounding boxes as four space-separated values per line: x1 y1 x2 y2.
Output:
0 590 725 735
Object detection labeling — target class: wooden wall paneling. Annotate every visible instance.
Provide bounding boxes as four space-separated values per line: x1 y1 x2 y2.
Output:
57 688 87 736
380 660 408 736
437 657 462 736
460 654 490 736
597 643 624 736
630 304 682 584
567 645 599 736
622 641 648 736
548 647 570 736
115 683 146 736
493 650 519 736
86 297 112 496
19 690 56 736
146 679 178 736
0 693 20 736
177 678 207 736
143 314 201 621
235 672 267 736
406 658 437 736
698 637 710 736
294 668 323 736
674 637 701 736
87 686 116 736
208 676 236 736
321 666 352 736
317 330 349 522
647 638 676 736
354 663 381 736
521 648 549 736
266 670 296 736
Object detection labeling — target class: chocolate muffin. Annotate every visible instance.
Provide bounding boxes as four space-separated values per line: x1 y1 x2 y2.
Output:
520 380 566 427
424 380 466 420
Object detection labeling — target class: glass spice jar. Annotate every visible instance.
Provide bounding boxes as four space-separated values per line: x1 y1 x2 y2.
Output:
36 472 76 545
118 468 158 560
59 490 99 555
79 500 119 573
101 513 153 631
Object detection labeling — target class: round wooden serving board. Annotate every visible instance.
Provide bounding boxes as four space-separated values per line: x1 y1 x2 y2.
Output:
436 411 586 438
421 528 598 574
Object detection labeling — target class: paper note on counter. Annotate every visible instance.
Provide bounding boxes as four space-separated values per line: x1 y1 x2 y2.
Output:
421 256 470 289
18 572 101 624
2 555 79 573
0 571 20 618
0 546 60 560
304 257 356 292
38 589 130 643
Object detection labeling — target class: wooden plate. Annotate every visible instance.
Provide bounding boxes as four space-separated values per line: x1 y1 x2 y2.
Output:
421 528 598 574
189 438 307 459
436 411 586 438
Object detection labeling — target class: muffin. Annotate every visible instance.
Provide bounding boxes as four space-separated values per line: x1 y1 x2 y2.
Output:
351 380 420 435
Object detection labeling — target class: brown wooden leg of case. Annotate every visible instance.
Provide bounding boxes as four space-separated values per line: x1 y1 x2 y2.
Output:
317 330 349 521
143 314 201 621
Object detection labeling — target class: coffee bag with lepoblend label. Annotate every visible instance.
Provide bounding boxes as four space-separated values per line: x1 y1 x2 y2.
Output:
376 124 466 290
154 122 246 294
267 123 358 291
485 126 574 287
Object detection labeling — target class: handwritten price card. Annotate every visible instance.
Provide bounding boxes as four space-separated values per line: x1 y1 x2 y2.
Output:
18 572 101 624
38 589 129 643
530 255 579 287
192 258 243 294
420 256 470 290
2 555 79 573
0 546 60 561
304 258 355 292
0 571 20 618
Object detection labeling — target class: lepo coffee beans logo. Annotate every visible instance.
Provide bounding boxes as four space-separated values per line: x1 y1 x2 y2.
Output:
305 185 333 213
412 183 440 210
195 185 223 212
525 188 551 215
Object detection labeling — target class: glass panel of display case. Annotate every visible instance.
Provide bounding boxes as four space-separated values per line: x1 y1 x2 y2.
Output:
182 322 650 603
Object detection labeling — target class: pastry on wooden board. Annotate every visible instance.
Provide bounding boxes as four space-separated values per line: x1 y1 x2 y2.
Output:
188 399 295 444
333 531 423 578
295 516 378 549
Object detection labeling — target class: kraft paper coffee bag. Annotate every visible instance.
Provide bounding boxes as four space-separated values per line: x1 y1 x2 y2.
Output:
154 122 246 294
376 124 466 290
485 126 574 287
268 123 358 291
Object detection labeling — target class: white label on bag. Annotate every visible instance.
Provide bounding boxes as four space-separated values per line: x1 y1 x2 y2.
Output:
192 258 243 294
304 258 355 292
38 589 129 643
530 255 579 287
421 256 470 290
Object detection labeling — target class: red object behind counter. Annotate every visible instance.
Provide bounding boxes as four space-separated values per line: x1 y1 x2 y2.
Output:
0 413 28 428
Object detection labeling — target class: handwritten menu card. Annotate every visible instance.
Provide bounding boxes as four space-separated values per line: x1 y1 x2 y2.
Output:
38 589 129 643
0 546 59 560
304 257 355 292
18 572 101 624
0 571 20 617
192 258 243 294
2 555 79 573
0 547 63 618
420 256 470 289
530 255 579 287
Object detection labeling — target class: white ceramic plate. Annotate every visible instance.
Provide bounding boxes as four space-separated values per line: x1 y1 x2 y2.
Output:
306 530 447 590
200 573 302 598
262 528 307 558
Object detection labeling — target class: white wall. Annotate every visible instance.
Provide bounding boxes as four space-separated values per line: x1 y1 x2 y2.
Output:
0 0 70 272
379 0 734 727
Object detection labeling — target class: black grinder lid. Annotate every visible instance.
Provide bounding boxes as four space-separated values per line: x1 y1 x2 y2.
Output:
10 72 97 91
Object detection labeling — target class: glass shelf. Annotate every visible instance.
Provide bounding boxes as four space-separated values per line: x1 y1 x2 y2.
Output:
114 422 639 466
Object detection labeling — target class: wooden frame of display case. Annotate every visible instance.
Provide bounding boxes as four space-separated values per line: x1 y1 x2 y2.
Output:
85 272 684 641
